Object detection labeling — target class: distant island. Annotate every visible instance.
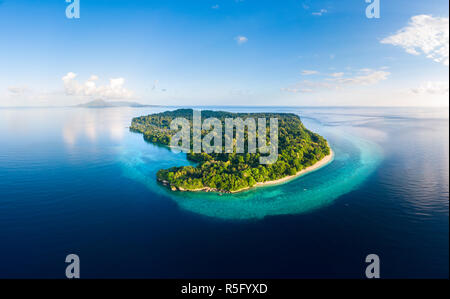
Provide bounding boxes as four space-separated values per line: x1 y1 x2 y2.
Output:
130 109 332 193
76 99 158 108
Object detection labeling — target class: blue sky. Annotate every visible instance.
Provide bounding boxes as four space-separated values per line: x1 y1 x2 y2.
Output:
0 0 448 106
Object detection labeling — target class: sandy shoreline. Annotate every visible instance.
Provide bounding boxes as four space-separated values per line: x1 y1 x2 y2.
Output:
162 147 334 194
247 147 334 191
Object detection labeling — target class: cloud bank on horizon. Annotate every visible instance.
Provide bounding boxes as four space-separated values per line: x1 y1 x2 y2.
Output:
62 72 134 100
282 69 391 94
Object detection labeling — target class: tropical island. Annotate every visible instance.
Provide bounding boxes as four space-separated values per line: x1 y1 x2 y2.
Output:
130 109 332 193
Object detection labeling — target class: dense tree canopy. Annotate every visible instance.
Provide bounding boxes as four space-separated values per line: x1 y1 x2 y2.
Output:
130 109 330 192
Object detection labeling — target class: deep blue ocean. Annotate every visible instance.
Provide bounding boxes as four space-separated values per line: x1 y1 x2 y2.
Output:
0 106 448 278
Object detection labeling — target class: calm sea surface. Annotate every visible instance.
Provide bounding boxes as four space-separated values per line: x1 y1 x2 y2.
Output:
0 106 448 278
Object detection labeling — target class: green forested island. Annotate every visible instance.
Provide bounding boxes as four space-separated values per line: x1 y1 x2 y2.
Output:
130 109 330 193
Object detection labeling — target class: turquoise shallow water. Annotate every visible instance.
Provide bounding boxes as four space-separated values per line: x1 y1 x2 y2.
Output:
119 112 383 220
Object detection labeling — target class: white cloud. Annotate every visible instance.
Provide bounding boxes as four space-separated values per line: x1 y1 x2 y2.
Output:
359 68 373 73
212 4 219 9
301 70 319 75
282 69 390 93
235 35 248 44
88 75 99 81
62 72 134 100
329 72 344 78
312 9 327 16
280 87 313 93
7 86 30 96
381 15 449 66
411 81 449 95
331 70 390 85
